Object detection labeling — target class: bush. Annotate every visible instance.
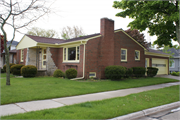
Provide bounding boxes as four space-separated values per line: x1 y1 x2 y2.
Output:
11 64 24 76
3 63 15 72
105 65 126 80
65 68 77 79
147 67 158 77
53 69 65 78
21 65 37 77
125 68 133 78
1 69 5 73
132 67 146 78
171 72 180 76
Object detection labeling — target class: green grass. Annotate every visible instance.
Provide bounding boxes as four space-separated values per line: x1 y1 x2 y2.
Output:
0 73 178 105
1 85 179 119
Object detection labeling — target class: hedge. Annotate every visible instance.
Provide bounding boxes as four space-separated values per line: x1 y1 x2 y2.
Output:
105 65 126 80
11 64 24 76
3 63 15 72
21 65 37 77
147 67 158 77
132 67 146 77
53 69 65 78
65 68 77 79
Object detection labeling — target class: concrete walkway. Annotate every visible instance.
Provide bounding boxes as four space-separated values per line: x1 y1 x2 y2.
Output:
0 81 179 117
155 75 180 80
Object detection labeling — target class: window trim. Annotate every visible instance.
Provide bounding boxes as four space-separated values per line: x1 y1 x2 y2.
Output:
121 48 127 62
42 48 47 68
63 46 80 63
21 49 24 62
89 72 96 78
135 50 140 60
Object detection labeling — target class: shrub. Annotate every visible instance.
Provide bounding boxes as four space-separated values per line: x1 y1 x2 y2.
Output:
53 69 65 78
132 67 146 78
125 68 133 78
21 65 37 77
171 72 180 76
3 63 15 72
147 67 159 77
11 64 24 76
105 65 126 80
65 68 77 79
1 69 5 73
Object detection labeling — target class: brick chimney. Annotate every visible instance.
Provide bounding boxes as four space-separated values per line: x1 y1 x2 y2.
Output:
100 18 114 37
99 18 115 78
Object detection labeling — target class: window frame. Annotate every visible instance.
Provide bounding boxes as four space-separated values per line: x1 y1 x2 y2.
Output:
89 72 96 78
121 48 127 62
63 45 80 63
135 50 140 60
21 49 24 62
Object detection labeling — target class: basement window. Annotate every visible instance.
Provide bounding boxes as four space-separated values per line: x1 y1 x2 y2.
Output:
89 72 96 78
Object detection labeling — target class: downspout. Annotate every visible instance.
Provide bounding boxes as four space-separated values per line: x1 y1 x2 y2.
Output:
71 43 86 80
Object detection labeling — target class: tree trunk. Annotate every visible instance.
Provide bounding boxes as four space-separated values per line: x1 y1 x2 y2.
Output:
5 53 10 85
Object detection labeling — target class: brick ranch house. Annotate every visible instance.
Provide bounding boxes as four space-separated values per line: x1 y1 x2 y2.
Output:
16 18 170 79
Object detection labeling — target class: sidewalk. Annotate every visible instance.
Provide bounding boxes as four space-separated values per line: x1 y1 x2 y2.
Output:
0 81 179 117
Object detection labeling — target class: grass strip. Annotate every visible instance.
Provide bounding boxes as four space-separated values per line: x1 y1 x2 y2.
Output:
1 73 178 105
1 85 179 119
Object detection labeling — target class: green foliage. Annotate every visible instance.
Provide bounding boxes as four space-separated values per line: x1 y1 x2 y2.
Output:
3 63 15 72
11 64 24 76
65 68 77 79
125 68 133 78
21 65 37 77
1 69 5 73
162 45 174 66
132 67 146 78
171 71 180 76
105 65 126 80
113 0 180 47
53 69 65 78
147 67 159 77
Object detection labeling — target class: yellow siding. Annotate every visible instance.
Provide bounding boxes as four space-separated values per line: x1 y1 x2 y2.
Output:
16 35 37 50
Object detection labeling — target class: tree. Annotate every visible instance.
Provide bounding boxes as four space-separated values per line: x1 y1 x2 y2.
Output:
0 0 52 85
162 46 174 66
61 26 85 40
125 28 148 47
113 0 179 47
0 34 4 53
27 27 59 38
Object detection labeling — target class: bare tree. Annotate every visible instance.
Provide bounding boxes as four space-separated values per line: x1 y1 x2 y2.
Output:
27 27 59 38
0 0 53 85
61 26 85 40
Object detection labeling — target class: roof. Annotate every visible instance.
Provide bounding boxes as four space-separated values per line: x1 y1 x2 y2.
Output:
26 33 101 44
7 41 19 46
26 35 65 44
147 48 170 55
167 48 179 56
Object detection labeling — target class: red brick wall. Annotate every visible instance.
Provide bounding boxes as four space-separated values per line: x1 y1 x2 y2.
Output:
52 45 84 77
17 49 27 65
114 31 145 68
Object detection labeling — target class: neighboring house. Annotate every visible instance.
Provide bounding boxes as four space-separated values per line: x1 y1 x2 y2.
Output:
0 41 19 68
16 18 170 78
167 48 180 72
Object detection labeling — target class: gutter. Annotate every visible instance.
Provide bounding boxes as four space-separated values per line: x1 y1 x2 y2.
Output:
71 43 86 80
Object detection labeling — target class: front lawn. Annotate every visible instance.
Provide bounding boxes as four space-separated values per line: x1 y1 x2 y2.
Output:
1 73 178 105
1 85 179 119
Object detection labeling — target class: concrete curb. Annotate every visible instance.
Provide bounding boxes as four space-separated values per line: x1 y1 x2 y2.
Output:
110 101 180 120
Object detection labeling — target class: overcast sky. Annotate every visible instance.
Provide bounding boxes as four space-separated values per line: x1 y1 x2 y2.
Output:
1 0 179 46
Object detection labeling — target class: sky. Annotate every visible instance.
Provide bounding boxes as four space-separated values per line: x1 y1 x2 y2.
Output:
1 0 179 46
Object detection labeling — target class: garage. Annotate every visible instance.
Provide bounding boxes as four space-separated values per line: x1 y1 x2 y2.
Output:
152 58 168 75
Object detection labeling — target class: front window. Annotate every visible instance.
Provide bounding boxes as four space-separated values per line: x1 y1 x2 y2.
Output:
135 50 140 60
42 48 46 68
170 60 175 68
121 48 127 61
21 49 24 62
63 46 80 62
